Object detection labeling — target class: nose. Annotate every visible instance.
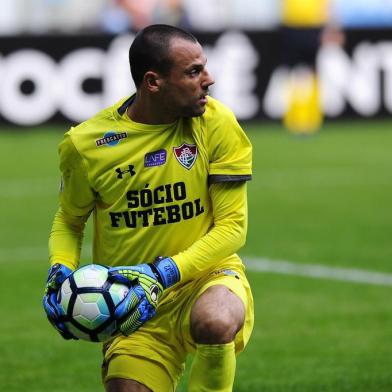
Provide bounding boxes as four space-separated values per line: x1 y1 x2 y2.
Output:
202 68 215 89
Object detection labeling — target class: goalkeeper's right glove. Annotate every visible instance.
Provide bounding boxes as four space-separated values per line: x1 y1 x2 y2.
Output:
43 263 78 340
108 257 180 336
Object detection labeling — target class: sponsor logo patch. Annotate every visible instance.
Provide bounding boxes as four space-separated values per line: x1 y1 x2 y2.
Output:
96 131 128 147
173 143 198 170
144 149 167 167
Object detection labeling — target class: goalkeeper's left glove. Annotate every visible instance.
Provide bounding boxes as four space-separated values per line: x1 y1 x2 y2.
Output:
108 257 180 335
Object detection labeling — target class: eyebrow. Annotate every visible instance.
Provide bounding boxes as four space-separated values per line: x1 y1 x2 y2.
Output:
185 57 208 71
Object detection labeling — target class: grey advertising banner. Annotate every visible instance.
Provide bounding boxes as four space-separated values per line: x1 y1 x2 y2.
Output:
0 30 392 125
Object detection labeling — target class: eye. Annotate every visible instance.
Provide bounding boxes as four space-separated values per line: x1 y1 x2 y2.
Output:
188 67 202 76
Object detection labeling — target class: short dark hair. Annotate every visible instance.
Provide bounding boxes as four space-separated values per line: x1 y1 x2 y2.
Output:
129 24 198 88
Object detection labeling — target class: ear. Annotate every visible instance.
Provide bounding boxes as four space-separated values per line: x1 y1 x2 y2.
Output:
144 71 161 92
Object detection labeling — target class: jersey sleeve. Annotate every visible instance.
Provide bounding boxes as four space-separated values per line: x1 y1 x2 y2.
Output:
49 207 89 270
58 131 96 216
171 181 248 282
48 131 95 269
206 102 252 184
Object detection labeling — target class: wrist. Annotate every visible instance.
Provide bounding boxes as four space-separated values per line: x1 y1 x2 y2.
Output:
151 257 180 288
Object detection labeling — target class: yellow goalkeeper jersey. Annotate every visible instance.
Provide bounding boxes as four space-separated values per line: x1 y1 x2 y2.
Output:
49 95 252 283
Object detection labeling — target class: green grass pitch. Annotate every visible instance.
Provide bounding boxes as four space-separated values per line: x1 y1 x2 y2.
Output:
0 120 391 391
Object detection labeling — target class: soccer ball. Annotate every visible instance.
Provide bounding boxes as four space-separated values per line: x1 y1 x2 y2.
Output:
57 264 129 342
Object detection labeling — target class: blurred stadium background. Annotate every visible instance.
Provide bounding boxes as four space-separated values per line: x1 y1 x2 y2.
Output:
1 1 392 391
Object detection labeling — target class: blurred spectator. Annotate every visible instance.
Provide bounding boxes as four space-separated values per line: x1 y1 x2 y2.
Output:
279 0 344 134
335 0 392 28
153 0 191 30
115 0 156 31
100 1 132 34
183 0 279 31
101 0 190 33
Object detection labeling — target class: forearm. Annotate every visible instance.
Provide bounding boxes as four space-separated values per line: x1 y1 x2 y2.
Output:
172 182 248 282
49 207 89 270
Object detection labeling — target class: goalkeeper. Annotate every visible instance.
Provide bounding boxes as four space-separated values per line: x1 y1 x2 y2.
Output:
44 24 254 392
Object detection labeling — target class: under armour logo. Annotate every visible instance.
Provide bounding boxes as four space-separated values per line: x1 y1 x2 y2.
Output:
115 165 136 179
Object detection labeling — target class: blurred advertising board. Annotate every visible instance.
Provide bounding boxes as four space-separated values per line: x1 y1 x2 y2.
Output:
0 30 392 126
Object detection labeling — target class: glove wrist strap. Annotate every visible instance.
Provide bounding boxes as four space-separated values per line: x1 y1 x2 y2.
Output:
152 257 180 288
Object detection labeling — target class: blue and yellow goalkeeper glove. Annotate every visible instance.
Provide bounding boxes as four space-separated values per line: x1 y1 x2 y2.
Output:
43 263 78 340
108 257 180 336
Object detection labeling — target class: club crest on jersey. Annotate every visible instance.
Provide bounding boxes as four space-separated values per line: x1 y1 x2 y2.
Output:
173 143 198 170
96 131 128 147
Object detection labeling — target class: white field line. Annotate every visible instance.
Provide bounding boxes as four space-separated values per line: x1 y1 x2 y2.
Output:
1 245 392 287
244 257 392 287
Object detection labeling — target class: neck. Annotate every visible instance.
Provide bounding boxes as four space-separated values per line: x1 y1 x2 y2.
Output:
127 92 178 125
